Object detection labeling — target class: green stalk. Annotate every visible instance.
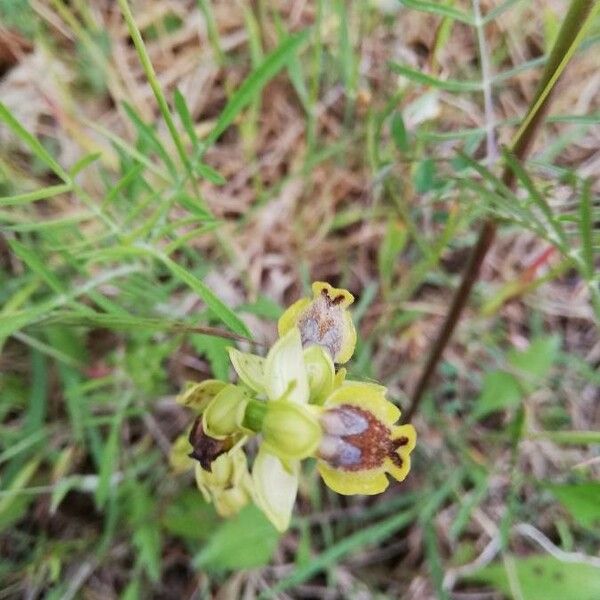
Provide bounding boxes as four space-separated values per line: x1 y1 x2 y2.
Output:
116 0 194 180
406 0 599 420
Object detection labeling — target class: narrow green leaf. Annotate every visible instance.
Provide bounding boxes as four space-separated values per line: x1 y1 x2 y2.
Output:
69 152 102 177
0 183 72 207
378 220 408 290
391 111 409 153
206 30 309 145
0 102 70 181
579 180 594 278
8 239 65 294
194 161 226 185
122 101 177 177
173 87 199 150
390 63 482 92
398 0 474 25
150 250 251 337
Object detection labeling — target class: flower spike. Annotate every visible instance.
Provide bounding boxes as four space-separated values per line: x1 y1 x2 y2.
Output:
173 282 417 532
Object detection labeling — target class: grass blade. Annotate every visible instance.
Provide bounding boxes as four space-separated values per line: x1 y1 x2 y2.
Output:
399 0 474 25
389 63 482 92
205 30 310 146
0 102 70 181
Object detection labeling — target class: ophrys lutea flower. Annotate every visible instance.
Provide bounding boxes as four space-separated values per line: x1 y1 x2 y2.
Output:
171 282 417 532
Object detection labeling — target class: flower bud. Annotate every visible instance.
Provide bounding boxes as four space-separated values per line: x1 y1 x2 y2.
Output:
203 384 250 439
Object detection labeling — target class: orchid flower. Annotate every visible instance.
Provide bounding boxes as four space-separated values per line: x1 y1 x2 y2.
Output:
171 282 417 533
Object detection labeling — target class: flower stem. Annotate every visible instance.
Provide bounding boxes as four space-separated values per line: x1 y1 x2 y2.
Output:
406 0 599 421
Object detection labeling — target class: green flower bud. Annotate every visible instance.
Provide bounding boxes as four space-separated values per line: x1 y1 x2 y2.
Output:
203 384 250 439
261 400 322 460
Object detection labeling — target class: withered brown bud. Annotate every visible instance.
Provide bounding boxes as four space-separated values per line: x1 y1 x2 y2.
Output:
188 416 233 471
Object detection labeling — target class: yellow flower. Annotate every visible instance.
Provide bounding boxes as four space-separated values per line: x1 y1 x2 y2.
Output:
316 382 416 495
278 282 357 364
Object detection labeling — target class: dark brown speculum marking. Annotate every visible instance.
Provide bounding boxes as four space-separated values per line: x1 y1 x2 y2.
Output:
188 416 232 471
325 404 402 471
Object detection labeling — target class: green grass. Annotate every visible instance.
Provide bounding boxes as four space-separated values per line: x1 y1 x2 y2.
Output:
1 0 600 598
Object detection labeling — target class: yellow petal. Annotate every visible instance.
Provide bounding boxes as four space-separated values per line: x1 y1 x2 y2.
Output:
311 281 354 308
386 424 417 483
336 311 357 364
317 461 389 495
278 298 311 337
324 381 400 426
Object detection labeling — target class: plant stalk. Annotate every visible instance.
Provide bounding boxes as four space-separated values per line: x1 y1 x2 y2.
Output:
406 0 598 420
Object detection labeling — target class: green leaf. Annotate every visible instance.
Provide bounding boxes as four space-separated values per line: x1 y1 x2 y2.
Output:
398 0 474 25
390 63 481 92
468 555 600 600
0 183 72 207
192 334 230 380
162 489 219 541
378 220 408 290
173 87 199 150
150 250 251 337
122 101 177 177
472 370 522 420
413 158 438 194
206 30 309 145
508 335 560 384
8 238 65 294
127 482 161 582
0 102 70 181
0 456 41 534
194 505 279 572
579 180 594 279
194 161 226 185
391 111 409 153
546 482 600 530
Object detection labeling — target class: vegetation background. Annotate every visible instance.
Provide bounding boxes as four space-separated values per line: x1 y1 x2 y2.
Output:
0 0 599 598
